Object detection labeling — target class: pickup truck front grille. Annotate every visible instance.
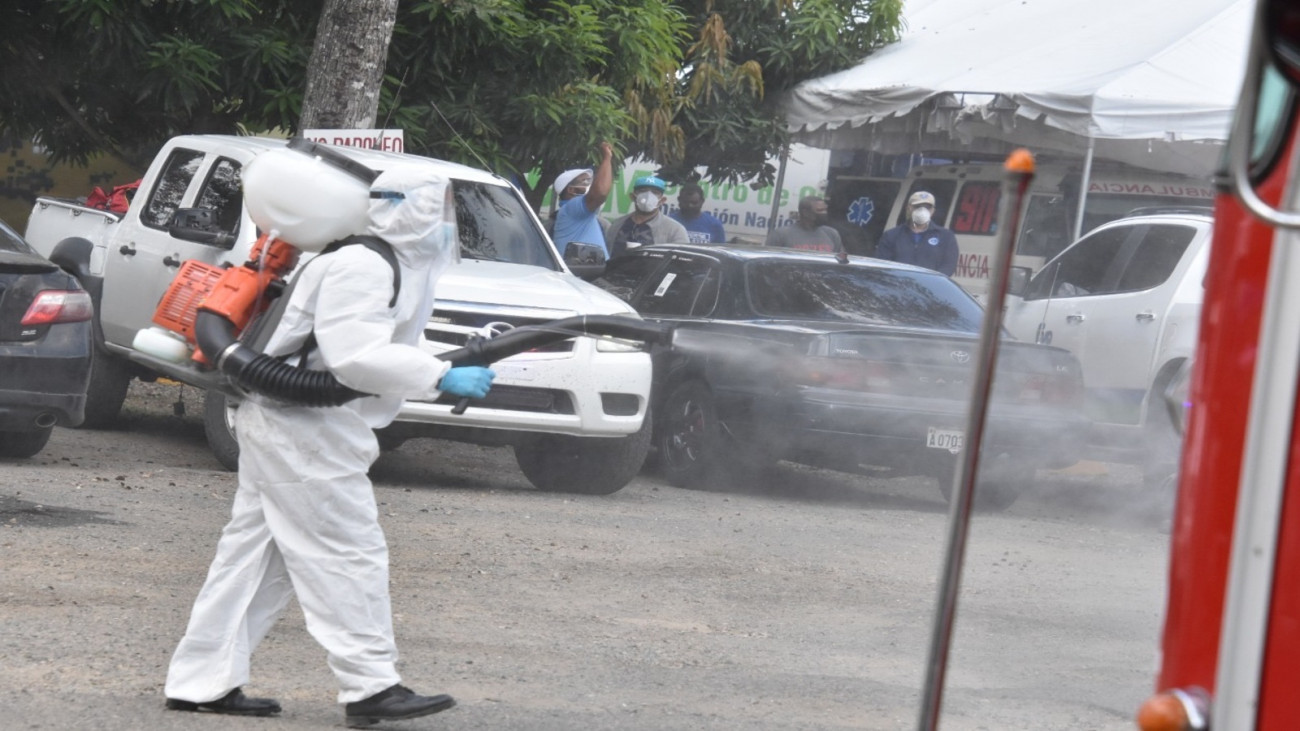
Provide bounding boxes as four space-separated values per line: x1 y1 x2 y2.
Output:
424 308 576 353
426 384 574 414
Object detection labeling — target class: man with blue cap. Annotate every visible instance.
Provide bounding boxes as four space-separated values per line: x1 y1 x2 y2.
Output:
607 175 688 257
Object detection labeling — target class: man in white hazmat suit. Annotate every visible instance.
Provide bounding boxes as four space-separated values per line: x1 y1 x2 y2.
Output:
164 165 493 728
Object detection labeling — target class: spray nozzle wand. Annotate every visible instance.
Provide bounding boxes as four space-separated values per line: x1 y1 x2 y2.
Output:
435 315 674 415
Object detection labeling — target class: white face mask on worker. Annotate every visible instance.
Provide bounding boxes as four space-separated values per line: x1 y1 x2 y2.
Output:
911 207 932 227
634 192 661 214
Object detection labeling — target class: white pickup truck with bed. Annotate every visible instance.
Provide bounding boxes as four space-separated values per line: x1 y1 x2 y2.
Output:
24 135 654 494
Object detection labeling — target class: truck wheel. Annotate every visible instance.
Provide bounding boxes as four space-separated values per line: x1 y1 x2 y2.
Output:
375 428 408 452
203 390 241 472
0 427 54 459
513 407 653 495
1144 368 1184 491
79 349 133 428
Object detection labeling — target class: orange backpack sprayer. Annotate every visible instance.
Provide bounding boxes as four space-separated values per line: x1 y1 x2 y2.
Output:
149 233 300 365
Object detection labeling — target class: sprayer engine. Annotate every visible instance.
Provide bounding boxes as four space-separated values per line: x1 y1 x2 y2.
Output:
133 234 301 365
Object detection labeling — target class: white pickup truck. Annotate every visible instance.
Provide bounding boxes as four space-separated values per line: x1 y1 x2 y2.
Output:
1003 212 1211 483
24 135 654 494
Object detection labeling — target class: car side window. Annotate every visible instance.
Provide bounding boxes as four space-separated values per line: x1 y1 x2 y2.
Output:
1114 224 1197 293
193 157 243 242
690 267 722 317
1018 193 1073 259
593 254 667 304
1024 226 1131 300
639 256 718 317
140 148 204 229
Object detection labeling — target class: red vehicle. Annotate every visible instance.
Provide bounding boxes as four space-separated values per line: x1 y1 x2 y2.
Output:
1136 0 1300 728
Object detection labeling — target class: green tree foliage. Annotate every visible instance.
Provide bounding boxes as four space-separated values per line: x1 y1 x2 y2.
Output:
0 0 316 168
391 0 689 209
659 0 904 187
389 0 902 206
1 0 902 206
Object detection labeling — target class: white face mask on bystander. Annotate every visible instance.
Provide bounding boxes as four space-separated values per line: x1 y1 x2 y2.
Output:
634 192 661 214
911 207 932 227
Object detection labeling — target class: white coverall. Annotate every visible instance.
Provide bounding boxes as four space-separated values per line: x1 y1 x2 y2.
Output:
166 165 460 704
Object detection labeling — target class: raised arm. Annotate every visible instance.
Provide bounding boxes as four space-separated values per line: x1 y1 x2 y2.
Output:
585 142 614 213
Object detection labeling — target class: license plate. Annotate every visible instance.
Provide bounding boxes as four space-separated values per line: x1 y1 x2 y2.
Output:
927 427 965 454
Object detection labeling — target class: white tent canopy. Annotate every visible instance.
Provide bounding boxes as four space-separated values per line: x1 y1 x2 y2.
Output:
784 0 1252 176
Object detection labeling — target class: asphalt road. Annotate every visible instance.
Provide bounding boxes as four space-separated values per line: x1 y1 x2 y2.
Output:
0 382 1172 730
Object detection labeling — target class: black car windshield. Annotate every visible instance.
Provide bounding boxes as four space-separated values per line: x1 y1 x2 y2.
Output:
453 181 557 270
747 261 984 332
0 219 36 255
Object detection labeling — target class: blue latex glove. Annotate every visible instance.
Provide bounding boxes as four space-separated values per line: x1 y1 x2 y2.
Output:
438 366 495 399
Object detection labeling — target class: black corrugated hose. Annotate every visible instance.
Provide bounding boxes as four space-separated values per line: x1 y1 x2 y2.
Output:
194 311 672 407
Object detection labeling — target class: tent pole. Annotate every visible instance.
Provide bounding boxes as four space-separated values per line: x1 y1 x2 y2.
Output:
768 141 792 236
1074 136 1096 240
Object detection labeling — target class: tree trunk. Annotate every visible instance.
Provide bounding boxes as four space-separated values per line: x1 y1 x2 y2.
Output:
523 162 563 216
298 0 397 130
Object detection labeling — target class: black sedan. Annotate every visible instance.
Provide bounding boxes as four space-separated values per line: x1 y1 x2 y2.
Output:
595 244 1087 509
0 218 93 458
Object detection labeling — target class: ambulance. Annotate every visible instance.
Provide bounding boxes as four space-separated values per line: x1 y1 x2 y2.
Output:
878 162 1214 300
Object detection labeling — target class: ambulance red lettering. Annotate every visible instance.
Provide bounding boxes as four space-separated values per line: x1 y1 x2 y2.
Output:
957 254 990 279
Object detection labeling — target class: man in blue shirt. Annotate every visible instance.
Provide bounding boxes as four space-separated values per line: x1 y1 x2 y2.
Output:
875 190 959 276
670 183 727 243
552 141 614 256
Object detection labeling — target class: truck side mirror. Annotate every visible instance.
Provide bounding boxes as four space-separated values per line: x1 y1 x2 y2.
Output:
564 242 607 281
1007 266 1031 296
168 208 235 249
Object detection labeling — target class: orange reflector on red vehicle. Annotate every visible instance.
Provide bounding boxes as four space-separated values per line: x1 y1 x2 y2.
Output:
1136 687 1209 731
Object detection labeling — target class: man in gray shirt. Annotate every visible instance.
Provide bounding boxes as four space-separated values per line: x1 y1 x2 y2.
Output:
607 176 689 257
766 196 846 261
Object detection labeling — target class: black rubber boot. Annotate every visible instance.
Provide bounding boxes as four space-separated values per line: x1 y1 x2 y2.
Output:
344 684 456 728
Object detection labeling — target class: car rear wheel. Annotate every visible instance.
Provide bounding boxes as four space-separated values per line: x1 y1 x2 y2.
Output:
79 349 132 428
513 406 653 495
0 427 54 458
203 390 241 472
934 458 1028 512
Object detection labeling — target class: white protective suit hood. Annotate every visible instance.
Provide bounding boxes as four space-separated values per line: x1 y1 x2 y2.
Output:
367 165 461 279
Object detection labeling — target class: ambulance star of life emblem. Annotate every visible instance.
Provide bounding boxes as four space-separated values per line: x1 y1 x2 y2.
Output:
847 196 875 226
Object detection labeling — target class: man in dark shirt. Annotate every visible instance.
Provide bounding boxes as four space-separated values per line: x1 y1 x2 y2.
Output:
670 183 727 243
765 196 846 261
875 191 960 276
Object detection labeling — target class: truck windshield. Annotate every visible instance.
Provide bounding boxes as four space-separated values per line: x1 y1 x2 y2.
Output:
453 181 558 270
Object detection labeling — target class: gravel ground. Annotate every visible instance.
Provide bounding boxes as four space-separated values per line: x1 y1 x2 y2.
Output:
0 380 1172 730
